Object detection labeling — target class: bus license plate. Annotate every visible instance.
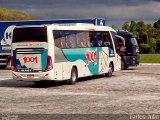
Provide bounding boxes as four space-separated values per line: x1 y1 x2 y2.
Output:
27 74 34 78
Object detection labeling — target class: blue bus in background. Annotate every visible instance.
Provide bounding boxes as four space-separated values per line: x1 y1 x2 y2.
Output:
117 30 140 70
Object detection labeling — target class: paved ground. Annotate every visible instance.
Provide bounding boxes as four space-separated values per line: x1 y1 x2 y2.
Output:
0 65 160 119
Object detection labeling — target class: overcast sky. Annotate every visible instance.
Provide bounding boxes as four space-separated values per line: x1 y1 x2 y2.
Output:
0 0 160 28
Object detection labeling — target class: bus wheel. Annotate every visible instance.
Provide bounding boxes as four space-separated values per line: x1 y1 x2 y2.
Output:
68 67 78 85
121 60 128 70
105 63 113 77
121 60 125 70
124 65 129 70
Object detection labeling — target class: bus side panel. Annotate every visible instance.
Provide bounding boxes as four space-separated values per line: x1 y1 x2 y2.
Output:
62 47 103 77
107 52 121 72
54 47 69 80
111 50 121 71
61 48 89 78
62 62 70 80
98 47 109 74
54 63 63 80
54 47 88 80
54 46 106 79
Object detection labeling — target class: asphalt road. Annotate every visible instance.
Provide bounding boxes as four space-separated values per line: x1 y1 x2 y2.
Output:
0 64 160 119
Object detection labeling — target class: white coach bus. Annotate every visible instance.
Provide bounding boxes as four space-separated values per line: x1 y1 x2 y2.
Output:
11 24 123 85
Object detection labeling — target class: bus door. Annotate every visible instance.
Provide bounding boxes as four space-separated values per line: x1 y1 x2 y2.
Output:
110 32 122 71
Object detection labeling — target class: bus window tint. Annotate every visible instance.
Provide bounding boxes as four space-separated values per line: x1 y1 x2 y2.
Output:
103 31 113 48
89 31 113 48
130 38 138 46
65 31 77 48
76 32 90 48
53 30 90 48
111 31 119 52
53 31 66 48
89 31 103 47
13 27 47 43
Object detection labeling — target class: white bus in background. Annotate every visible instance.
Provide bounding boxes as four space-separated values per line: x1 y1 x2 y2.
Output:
11 24 123 85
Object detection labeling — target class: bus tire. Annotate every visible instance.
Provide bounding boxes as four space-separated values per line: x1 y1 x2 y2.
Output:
124 65 129 70
121 60 128 70
68 67 78 85
105 63 113 77
121 60 125 70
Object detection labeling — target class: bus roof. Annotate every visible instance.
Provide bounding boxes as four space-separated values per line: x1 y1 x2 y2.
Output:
15 24 116 32
117 30 135 38
0 18 106 26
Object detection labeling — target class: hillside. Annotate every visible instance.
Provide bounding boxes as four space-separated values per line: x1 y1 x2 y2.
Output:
0 7 37 21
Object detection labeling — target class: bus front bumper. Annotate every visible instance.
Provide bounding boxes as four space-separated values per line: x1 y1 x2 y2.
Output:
123 56 139 66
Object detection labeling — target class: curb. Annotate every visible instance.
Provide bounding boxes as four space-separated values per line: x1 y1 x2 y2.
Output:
140 63 160 65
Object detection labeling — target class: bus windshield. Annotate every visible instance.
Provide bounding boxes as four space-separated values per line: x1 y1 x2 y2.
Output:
12 27 47 43
130 38 138 46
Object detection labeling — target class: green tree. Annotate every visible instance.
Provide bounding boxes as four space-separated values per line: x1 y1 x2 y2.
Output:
139 31 148 44
148 38 156 53
122 22 129 31
129 21 137 33
139 43 150 54
111 25 118 30
121 20 160 54
0 7 36 20
153 20 160 29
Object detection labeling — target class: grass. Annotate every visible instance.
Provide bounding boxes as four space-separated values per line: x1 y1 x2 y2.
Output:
140 54 160 63
0 7 37 21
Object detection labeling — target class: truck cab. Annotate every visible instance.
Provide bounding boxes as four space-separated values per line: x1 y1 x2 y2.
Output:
117 31 140 69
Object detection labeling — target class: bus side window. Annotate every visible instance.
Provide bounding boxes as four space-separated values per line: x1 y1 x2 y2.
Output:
53 30 67 49
103 31 113 48
53 31 62 48
110 31 119 52
89 33 94 47
54 30 91 49
65 31 77 48
60 37 66 48
76 31 90 48
97 35 103 47
89 31 103 47
89 35 94 47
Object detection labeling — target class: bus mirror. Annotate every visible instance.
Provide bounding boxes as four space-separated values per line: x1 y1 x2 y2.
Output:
115 35 126 52
115 35 125 46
